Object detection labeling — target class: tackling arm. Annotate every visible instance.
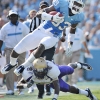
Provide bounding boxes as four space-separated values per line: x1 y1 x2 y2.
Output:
17 78 34 89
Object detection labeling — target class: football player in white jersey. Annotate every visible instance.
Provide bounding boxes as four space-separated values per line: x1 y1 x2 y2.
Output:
1 0 85 77
17 57 97 100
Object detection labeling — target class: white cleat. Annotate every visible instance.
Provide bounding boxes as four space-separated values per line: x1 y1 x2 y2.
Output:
14 65 25 76
85 88 98 100
76 62 93 71
1 64 17 74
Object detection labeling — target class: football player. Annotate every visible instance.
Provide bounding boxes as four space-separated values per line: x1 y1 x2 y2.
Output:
17 57 97 100
1 0 85 77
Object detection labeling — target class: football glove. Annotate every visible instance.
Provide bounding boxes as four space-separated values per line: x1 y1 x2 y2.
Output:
27 80 34 88
65 44 73 57
52 12 64 23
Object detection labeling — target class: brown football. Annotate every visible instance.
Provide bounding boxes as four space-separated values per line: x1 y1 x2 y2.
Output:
49 11 63 17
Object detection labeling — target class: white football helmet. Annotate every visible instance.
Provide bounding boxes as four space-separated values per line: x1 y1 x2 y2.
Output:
69 0 85 14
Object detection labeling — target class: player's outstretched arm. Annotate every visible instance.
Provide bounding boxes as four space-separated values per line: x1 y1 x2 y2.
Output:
52 79 60 100
36 5 64 22
17 78 34 89
66 24 78 57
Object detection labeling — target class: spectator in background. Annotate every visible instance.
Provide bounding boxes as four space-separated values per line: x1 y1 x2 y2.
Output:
18 4 27 20
31 0 40 11
0 10 29 95
23 0 34 15
1 9 9 23
0 18 6 87
12 1 20 11
88 21 100 47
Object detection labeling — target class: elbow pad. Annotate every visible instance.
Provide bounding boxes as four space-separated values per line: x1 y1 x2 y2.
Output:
41 12 53 21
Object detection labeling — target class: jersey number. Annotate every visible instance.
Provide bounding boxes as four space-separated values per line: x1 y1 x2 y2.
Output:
52 19 71 30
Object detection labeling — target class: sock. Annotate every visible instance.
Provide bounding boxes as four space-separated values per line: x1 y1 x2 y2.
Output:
76 63 81 69
10 56 17 65
79 89 88 96
22 53 35 68
14 82 17 88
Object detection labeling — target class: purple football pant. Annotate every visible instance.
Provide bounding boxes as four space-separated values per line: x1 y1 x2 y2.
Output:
51 65 74 92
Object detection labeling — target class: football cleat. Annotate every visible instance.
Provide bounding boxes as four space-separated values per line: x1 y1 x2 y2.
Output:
76 62 93 71
1 64 17 74
85 88 98 100
46 92 51 96
14 65 25 76
38 92 45 99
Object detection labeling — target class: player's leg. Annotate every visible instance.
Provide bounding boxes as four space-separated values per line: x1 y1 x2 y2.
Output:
51 79 97 100
36 84 45 99
14 36 58 76
68 62 92 70
58 65 74 78
68 85 97 100
1 29 45 74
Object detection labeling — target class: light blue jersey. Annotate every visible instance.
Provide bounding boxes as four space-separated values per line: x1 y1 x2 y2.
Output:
43 0 84 37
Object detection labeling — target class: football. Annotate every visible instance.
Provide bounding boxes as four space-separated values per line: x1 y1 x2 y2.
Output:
49 11 63 17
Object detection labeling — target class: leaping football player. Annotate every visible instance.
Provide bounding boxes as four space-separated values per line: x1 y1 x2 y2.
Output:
1 0 85 77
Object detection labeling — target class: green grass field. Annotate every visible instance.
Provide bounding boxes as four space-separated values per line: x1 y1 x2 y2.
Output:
0 81 100 100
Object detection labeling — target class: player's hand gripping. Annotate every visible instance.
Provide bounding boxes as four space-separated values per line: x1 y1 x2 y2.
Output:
51 12 64 22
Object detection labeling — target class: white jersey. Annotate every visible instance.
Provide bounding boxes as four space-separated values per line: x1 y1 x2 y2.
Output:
22 60 60 84
0 21 29 48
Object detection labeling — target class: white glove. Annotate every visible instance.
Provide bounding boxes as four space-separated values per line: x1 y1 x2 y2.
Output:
65 44 73 57
52 12 64 22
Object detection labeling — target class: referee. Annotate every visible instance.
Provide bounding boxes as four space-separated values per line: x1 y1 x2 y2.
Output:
29 1 49 32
